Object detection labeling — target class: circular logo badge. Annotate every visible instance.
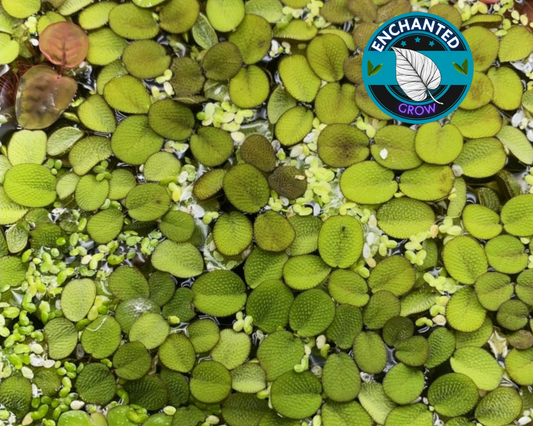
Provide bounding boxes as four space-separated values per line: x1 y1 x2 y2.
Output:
362 13 473 124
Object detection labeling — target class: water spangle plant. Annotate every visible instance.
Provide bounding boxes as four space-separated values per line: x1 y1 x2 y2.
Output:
1 0 533 425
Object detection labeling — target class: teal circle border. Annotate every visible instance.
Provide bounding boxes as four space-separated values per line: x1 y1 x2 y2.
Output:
362 12 474 124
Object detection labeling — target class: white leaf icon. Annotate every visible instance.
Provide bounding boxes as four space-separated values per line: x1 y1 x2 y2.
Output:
392 47 443 105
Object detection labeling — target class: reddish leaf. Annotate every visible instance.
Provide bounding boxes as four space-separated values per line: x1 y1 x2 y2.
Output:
39 22 89 68
16 65 78 130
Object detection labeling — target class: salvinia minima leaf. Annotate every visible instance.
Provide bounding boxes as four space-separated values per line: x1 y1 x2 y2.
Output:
392 47 443 105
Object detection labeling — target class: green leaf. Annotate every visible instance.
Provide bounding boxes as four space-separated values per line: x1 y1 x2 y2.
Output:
450 347 503 391
462 58 468 74
228 14 272 64
159 211 195 243
87 28 127 66
81 315 121 359
58 0 94 16
159 0 200 34
322 401 372 426
149 100 195 141
497 125 533 165
6 222 29 254
307 34 348 81
475 387 523 426
257 330 304 381
0 33 19 65
129 313 170 349
125 183 170 221
7 130 47 166
222 393 269 426
213 211 253 256
206 0 245 32
123 375 168 411
2 0 40 19
47 127 84 157
78 94 116 133
188 319 220 353
78 2 116 30
44 318 78 359
353 332 387 374
115 298 159 333
192 270 246 316
152 240 204 279
0 376 32 419
4 164 56 208
367 60 373 76
318 214 364 268
69 136 112 176
271 371 322 419
363 291 400 330
161 370 189 409
223 164 270 213
113 342 152 380
255 211 295 252
501 194 533 237
191 13 218 49
108 265 149 301
58 411 93 426
358 382 396 425
211 329 251 370
453 62 466 75
383 363 424 405
447 286 487 332
246 280 293 333
133 0 166 7
385 404 433 426
229 65 270 108
289 289 335 337
427 373 478 417
499 25 533 62
158 333 196 373
370 63 382 76
109 3 158 40
505 347 533 386
322 353 360 402
279 55 321 103
230 363 267 394
368 255 415 296
87 208 123 244
112 116 163 166
190 361 231 404
61 278 96 322
442 236 487 284
0 256 26 288
75 175 109 211
327 304 363 350
162 288 196 323
104 75 150 114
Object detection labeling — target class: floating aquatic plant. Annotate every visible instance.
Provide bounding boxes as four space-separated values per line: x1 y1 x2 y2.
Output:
1 0 533 426
14 21 89 129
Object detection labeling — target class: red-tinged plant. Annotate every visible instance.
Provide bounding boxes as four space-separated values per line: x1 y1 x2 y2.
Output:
39 22 89 69
16 65 78 129
0 58 34 109
15 22 89 129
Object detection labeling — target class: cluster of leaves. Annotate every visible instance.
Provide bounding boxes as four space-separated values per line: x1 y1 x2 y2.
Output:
15 21 89 130
1 0 533 426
